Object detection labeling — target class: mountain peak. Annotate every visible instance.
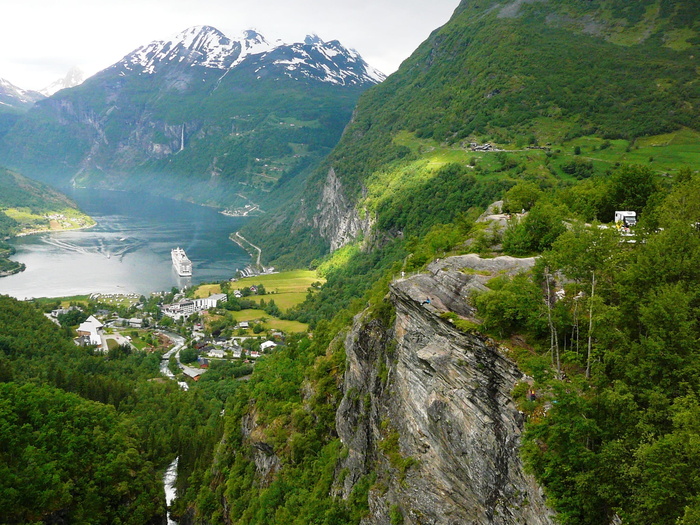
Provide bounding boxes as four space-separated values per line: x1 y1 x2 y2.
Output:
236 29 272 58
41 66 85 97
246 36 385 86
121 25 274 74
304 34 324 46
173 25 229 47
113 26 384 86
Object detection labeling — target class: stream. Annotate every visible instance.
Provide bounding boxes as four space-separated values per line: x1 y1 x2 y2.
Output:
160 333 189 523
163 457 179 525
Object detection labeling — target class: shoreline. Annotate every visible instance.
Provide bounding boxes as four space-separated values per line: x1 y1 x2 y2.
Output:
0 263 26 278
1 219 96 280
220 206 262 218
14 220 97 238
229 232 276 278
230 232 262 267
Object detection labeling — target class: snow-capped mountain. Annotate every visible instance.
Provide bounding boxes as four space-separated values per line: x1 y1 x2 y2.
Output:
41 67 85 97
0 77 44 112
115 25 385 86
254 36 386 86
0 25 383 208
122 26 269 73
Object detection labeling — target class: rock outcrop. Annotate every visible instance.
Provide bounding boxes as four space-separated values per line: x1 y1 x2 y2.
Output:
313 168 372 251
335 254 553 524
242 410 281 485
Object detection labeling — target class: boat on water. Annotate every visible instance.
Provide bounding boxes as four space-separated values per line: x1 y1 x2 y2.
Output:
171 247 192 277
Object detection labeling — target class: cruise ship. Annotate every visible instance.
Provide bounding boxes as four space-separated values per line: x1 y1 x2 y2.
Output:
171 247 192 277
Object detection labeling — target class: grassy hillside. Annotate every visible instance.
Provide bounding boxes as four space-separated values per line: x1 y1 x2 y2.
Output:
249 0 700 268
0 167 94 274
224 6 700 518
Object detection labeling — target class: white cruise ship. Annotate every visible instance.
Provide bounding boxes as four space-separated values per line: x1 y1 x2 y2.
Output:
171 247 192 277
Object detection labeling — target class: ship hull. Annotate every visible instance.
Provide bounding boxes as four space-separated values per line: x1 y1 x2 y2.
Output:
171 248 192 277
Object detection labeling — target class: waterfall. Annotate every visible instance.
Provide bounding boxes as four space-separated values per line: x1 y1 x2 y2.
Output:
163 456 179 525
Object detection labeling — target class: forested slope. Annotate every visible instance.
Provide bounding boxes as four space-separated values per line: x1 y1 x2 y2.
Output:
195 1 700 523
0 295 233 523
0 167 93 275
249 0 700 267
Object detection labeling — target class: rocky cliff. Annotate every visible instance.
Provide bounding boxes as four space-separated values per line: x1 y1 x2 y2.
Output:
334 253 554 524
313 168 372 251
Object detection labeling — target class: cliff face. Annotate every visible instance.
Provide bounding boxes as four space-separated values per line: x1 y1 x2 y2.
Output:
313 167 372 251
242 410 282 485
335 254 553 524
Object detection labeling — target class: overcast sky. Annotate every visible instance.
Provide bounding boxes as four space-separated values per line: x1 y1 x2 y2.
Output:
0 0 461 91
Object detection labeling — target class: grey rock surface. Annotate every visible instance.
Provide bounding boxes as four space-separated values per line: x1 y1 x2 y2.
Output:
335 254 553 524
313 167 372 251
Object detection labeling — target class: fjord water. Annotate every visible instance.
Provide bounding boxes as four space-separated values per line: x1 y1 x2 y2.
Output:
0 189 252 299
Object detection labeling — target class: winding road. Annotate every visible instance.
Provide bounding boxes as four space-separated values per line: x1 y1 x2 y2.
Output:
232 232 262 267
159 332 203 388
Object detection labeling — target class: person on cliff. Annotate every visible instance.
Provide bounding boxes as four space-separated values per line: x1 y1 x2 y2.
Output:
421 298 431 306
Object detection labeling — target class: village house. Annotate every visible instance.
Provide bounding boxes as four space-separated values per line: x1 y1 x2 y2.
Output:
260 340 277 352
51 306 81 318
194 339 211 351
76 315 104 346
161 293 228 320
199 293 227 309
181 367 205 380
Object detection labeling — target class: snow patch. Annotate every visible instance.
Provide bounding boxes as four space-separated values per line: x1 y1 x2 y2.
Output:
113 25 385 86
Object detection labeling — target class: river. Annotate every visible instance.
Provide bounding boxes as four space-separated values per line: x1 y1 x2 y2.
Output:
0 189 253 299
163 457 179 525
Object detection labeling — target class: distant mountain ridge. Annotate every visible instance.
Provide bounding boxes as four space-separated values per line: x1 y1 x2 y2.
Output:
40 67 85 97
117 26 384 86
124 26 270 73
0 78 44 113
0 26 384 208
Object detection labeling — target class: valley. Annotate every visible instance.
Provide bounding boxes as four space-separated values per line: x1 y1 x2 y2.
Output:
2 0 700 524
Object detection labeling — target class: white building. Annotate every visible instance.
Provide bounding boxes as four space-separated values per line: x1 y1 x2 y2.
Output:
208 348 226 358
260 341 277 351
161 293 228 320
197 293 227 309
77 315 104 346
